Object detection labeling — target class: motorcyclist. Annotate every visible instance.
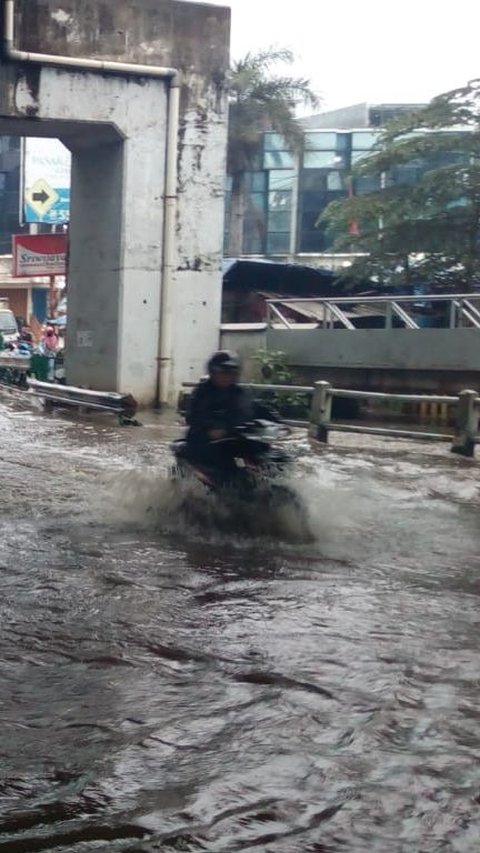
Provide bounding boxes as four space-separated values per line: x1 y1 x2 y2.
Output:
183 350 278 474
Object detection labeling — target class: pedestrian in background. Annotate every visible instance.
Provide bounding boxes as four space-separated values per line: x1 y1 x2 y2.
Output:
41 325 59 354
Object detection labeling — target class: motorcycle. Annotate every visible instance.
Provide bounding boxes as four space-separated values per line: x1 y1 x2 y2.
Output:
170 420 312 538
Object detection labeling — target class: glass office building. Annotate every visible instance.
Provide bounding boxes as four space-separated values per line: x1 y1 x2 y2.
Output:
224 102 468 261
225 128 383 257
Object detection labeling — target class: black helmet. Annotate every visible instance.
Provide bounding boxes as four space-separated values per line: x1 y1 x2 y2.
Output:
207 350 240 375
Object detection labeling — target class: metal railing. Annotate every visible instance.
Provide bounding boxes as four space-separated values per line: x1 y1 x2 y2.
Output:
27 379 138 420
266 293 480 330
308 381 479 458
0 354 138 420
181 381 480 458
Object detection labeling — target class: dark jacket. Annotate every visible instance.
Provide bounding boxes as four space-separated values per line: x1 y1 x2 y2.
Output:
185 380 255 448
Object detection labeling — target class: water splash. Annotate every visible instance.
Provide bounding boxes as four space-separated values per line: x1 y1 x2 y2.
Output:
96 466 316 544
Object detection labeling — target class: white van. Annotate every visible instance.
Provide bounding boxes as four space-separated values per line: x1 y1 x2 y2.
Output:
0 307 19 345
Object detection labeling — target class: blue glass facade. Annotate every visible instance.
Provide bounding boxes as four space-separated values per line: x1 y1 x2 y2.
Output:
226 126 470 258
226 128 382 257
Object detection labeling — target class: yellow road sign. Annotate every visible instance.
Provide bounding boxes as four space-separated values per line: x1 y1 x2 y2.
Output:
25 178 59 218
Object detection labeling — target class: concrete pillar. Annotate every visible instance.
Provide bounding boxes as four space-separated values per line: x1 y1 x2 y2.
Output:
309 380 333 443
62 77 169 404
67 117 168 401
67 141 125 391
451 389 478 458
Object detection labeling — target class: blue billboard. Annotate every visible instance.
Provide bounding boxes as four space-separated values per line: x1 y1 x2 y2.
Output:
23 138 71 225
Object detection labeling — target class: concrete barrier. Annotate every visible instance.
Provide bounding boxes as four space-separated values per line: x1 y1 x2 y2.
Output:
27 379 138 421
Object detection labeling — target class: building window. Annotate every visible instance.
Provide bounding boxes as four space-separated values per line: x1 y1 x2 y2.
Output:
263 134 294 170
388 162 424 187
269 169 294 192
326 171 344 191
351 131 379 169
303 151 347 169
264 150 294 169
266 231 291 254
351 131 379 150
351 150 373 166
354 174 381 194
268 190 291 210
265 169 294 255
264 133 288 152
300 170 327 191
243 173 268 255
243 204 267 254
304 132 338 151
224 171 269 256
268 210 291 232
298 212 329 252
244 229 265 255
249 171 267 192
298 181 346 253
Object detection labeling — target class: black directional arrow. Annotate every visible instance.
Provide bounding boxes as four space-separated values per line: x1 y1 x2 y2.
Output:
32 189 50 204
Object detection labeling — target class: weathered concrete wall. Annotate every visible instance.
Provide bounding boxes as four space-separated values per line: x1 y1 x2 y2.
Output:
268 328 480 372
268 327 480 394
14 0 230 80
170 68 228 391
220 324 267 380
0 0 230 403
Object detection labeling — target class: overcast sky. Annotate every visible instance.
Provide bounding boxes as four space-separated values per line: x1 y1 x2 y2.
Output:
205 0 480 111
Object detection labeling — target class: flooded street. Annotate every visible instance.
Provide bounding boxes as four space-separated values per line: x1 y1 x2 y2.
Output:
1 397 479 853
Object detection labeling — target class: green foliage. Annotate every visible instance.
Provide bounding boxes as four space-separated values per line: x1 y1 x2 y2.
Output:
226 48 318 256
227 47 319 175
252 347 294 383
252 348 310 418
320 79 480 289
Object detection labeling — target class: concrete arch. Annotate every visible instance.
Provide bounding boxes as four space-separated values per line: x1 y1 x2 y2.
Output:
0 0 230 405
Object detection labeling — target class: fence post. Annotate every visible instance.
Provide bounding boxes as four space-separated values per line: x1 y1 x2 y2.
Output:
451 389 478 458
309 380 332 443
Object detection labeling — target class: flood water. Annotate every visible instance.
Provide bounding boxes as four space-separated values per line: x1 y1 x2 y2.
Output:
1 397 479 852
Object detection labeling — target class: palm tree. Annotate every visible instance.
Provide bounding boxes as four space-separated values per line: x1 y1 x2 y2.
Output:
226 48 319 257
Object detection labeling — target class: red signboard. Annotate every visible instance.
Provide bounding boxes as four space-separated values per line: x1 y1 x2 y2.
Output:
12 233 68 278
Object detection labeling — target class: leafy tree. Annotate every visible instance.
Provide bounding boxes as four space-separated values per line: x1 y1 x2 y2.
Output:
320 79 480 290
226 48 318 257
